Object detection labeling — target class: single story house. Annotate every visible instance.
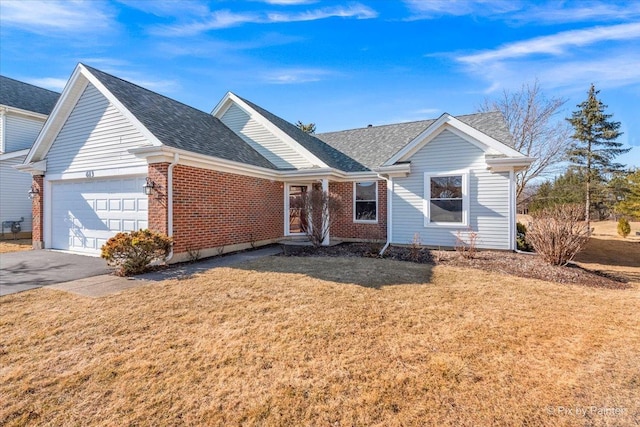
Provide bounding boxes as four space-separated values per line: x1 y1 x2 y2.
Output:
19 64 533 262
0 76 59 238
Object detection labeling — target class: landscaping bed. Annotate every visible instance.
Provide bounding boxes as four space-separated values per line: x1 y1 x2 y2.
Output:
281 242 630 289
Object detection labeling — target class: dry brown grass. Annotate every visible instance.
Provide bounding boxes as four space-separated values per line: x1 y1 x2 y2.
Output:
574 221 640 284
1 256 639 426
0 239 32 254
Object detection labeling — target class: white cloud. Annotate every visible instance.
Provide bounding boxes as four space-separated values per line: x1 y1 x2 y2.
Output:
458 23 640 65
262 68 334 84
259 0 318 4
403 0 640 24
0 0 114 34
115 0 209 17
267 4 377 22
510 2 640 24
403 0 520 20
153 3 377 36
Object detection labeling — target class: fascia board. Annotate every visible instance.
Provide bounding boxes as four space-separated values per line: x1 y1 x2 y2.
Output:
79 65 164 148
129 146 380 183
0 105 49 121
223 93 330 168
2 149 30 161
129 146 283 181
24 66 87 165
383 113 526 166
383 113 450 166
210 91 233 116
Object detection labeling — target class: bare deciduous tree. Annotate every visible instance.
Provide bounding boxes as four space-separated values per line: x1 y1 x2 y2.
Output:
298 188 343 247
478 80 572 198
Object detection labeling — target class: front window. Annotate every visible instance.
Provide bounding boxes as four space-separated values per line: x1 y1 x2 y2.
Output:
425 173 467 225
354 181 377 222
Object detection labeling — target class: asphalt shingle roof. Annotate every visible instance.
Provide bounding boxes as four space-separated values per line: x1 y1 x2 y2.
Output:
239 97 369 172
316 111 514 170
84 65 278 170
0 75 60 115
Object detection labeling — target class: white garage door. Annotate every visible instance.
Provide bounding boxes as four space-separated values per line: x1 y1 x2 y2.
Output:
51 176 149 254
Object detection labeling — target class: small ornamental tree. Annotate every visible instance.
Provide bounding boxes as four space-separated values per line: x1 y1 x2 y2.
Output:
617 218 631 238
297 188 343 247
526 204 590 266
101 229 172 276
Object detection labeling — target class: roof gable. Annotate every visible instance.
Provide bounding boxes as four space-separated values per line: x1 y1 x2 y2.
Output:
384 113 525 166
25 65 277 170
317 111 524 170
213 93 368 172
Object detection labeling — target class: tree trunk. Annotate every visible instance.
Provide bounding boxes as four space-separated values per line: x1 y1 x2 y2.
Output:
585 141 591 234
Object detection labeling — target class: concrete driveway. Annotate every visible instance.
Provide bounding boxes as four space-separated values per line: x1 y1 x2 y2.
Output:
0 250 111 296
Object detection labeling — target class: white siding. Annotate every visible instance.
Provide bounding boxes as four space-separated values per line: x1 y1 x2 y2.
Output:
0 113 4 152
4 114 45 152
220 104 313 169
392 129 511 249
46 84 150 174
0 155 32 232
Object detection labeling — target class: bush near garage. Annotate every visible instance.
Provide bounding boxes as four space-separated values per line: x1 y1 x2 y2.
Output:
101 229 172 276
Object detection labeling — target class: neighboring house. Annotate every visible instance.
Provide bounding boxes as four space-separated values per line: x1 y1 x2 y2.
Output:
19 64 533 260
0 76 59 238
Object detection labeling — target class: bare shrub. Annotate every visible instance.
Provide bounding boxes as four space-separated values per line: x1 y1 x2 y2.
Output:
526 204 590 266
186 246 201 263
298 188 344 247
455 228 478 259
409 233 422 262
360 227 385 256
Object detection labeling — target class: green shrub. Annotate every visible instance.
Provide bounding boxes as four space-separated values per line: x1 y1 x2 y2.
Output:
101 229 172 276
516 222 533 252
617 217 631 238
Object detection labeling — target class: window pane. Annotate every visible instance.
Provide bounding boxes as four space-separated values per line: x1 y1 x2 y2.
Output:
430 200 463 223
431 176 462 199
355 201 377 221
356 182 376 201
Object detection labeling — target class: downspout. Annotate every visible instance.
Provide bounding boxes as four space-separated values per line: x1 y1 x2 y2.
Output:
378 175 392 256
165 152 179 262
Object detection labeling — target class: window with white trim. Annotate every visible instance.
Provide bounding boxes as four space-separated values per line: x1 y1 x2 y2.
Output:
424 173 468 226
354 181 377 222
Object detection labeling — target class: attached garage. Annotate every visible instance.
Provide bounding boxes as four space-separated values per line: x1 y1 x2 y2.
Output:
49 176 148 254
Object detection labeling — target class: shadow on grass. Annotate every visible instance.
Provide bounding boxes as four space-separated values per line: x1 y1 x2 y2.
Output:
233 255 434 289
575 238 640 268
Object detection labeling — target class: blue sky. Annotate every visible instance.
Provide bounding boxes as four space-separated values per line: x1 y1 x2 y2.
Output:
1 0 638 167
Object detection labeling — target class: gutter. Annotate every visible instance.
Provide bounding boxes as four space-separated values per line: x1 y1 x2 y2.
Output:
165 152 179 262
378 174 393 256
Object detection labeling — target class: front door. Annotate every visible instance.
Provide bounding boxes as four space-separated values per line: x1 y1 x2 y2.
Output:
288 185 308 235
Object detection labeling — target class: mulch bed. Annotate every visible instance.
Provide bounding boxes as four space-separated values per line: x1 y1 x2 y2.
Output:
280 243 630 289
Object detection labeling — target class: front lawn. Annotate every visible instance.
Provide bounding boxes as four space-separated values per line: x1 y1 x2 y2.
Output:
1 256 638 426
0 239 32 254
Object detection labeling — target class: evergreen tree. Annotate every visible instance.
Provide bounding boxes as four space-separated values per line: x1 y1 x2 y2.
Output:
566 84 629 227
615 169 640 219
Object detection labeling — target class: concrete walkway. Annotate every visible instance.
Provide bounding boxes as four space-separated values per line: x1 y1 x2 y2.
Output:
46 245 283 298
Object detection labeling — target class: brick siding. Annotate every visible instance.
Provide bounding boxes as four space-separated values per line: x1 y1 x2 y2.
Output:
330 180 387 241
31 175 44 249
167 165 284 254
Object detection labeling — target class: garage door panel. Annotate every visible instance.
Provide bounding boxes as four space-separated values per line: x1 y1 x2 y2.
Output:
51 176 148 254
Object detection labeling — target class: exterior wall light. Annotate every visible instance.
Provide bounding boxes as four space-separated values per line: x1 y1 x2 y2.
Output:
143 177 155 196
28 185 39 199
